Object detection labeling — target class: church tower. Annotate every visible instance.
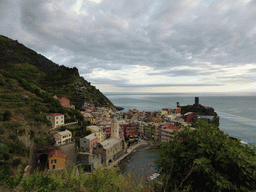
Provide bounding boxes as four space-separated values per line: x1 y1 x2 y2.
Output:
111 117 120 139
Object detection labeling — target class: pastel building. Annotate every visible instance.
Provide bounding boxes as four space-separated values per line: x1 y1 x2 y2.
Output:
80 133 98 153
47 113 64 128
87 125 104 143
161 129 175 142
95 118 123 166
81 112 96 124
48 150 66 170
53 129 72 145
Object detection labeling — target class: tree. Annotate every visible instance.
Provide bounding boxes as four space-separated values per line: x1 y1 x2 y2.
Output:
156 120 256 191
3 110 12 121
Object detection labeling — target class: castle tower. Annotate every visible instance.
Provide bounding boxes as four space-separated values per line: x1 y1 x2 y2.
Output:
195 97 199 106
111 117 120 139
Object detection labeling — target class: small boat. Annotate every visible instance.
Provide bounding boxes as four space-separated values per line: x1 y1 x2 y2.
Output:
147 172 160 181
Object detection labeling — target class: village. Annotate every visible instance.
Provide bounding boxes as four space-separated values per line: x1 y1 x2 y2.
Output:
32 97 216 174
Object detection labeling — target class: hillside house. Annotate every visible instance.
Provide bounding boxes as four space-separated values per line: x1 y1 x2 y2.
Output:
87 125 104 143
47 113 64 128
57 97 70 108
48 150 66 170
81 112 96 124
53 129 72 145
80 133 98 153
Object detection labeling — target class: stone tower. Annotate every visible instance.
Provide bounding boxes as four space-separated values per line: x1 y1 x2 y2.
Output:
111 117 120 139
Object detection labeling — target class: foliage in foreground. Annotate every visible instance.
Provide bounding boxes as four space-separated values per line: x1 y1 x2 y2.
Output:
156 119 256 191
0 167 159 192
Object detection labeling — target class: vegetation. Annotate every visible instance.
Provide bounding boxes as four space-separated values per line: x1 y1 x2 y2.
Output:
0 35 115 110
0 167 159 192
156 119 256 191
0 35 115 144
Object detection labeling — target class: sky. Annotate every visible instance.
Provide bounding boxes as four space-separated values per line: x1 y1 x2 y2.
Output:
1 0 256 93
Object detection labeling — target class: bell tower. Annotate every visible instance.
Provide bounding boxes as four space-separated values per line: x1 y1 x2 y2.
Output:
111 117 120 139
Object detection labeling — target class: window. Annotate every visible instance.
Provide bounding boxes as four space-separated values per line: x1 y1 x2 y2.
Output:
53 165 55 169
56 117 58 119
56 121 58 124
51 159 57 164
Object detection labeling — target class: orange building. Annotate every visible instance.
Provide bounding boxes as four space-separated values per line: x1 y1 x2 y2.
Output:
48 150 66 170
174 108 181 114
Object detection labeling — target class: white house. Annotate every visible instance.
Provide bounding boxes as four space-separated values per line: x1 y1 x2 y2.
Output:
47 113 64 128
53 129 72 145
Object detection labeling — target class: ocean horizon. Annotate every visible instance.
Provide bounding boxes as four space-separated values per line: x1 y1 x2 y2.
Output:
105 92 256 146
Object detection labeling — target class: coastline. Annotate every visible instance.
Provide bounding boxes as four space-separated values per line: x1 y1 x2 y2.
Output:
106 139 150 169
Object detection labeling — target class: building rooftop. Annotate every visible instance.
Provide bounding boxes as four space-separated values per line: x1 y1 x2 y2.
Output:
198 116 214 120
48 113 63 117
162 128 174 133
85 133 97 141
48 150 66 158
87 125 101 132
57 129 71 136
100 138 122 150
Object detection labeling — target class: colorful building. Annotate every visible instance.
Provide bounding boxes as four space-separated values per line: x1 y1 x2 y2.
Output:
80 133 98 153
48 150 66 170
87 125 104 143
184 112 197 123
47 113 64 128
53 129 72 145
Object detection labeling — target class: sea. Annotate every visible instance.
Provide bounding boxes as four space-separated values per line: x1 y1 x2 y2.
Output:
105 92 256 146
104 92 256 180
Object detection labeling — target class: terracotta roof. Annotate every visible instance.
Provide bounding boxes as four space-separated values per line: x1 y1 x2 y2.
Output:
48 113 63 117
48 150 66 158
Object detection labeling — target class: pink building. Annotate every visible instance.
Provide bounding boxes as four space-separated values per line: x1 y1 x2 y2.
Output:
80 133 99 153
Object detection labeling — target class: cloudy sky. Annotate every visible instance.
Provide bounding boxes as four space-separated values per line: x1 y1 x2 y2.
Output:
1 0 256 93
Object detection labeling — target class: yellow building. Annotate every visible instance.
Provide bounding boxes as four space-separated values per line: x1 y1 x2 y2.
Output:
48 150 66 170
87 125 104 142
82 112 96 124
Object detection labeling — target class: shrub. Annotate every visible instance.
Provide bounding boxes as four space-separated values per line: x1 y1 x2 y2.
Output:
0 126 6 134
3 152 10 160
9 133 18 141
3 110 12 121
156 120 256 191
29 130 35 140
12 157 21 166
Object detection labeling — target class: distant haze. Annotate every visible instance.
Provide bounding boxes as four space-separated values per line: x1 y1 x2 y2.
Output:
1 0 256 93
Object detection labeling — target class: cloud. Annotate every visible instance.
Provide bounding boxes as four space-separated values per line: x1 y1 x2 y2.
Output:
1 0 256 92
115 83 223 88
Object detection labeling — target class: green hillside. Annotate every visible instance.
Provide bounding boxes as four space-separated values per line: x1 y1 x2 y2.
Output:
0 35 115 179
0 35 114 108
0 35 114 125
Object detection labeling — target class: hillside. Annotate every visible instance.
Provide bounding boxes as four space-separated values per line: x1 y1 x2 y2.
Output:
0 35 114 124
0 35 114 109
0 35 115 180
